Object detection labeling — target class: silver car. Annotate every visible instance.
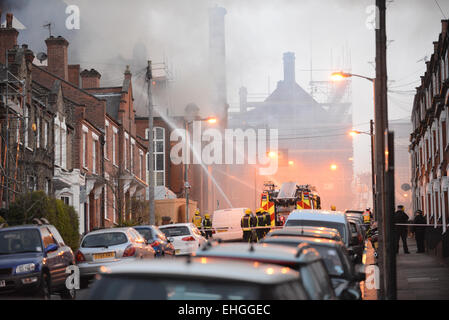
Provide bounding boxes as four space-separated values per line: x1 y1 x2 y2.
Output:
75 227 155 287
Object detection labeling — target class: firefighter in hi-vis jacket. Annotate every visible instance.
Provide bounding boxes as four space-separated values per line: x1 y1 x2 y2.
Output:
241 209 256 242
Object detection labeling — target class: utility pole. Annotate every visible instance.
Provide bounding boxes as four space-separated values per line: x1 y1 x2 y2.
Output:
375 0 395 300
370 119 376 218
146 61 155 225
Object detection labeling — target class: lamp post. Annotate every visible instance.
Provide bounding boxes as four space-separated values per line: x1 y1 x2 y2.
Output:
184 116 217 223
349 119 376 216
332 72 376 217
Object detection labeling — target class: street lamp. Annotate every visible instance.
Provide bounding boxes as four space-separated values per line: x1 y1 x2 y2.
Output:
330 164 338 171
348 120 376 217
332 71 377 220
184 116 218 223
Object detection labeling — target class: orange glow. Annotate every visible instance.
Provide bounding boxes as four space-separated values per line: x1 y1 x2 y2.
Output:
265 267 275 275
330 164 338 171
281 267 289 274
348 157 354 161
268 151 277 159
200 257 207 264
253 262 260 268
206 117 217 124
403 194 408 197
288 160 294 166
331 72 349 82
349 130 359 137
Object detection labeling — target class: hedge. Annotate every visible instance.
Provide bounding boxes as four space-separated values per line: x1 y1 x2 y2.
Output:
4 191 80 250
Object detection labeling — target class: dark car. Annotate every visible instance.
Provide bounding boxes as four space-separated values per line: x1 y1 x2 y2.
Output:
195 242 337 300
0 224 76 299
260 235 364 300
133 225 175 257
347 219 365 264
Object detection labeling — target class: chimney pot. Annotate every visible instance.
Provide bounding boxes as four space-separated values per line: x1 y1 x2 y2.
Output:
80 68 101 88
6 13 13 28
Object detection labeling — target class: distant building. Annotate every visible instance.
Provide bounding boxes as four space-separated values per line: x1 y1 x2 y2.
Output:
228 52 354 210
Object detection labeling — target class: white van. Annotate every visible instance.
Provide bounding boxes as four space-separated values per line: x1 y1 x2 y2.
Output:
212 208 249 241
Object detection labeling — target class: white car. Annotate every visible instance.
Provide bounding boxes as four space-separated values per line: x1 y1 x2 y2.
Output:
158 223 206 256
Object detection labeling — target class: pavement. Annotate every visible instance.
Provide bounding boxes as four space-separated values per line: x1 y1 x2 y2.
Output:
361 240 378 300
396 237 449 300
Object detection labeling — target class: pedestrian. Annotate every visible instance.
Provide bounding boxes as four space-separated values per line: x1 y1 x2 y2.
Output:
263 210 271 236
255 209 265 241
241 209 253 243
393 205 410 254
412 209 426 253
202 213 213 240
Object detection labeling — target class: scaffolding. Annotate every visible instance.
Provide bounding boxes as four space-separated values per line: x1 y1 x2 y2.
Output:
0 60 26 209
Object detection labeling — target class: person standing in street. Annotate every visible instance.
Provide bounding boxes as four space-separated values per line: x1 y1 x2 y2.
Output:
413 209 426 253
202 214 213 240
393 205 410 254
255 209 265 241
241 209 255 243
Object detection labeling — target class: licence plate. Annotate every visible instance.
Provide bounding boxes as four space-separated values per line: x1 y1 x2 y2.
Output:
0 280 5 288
217 230 227 233
93 252 115 260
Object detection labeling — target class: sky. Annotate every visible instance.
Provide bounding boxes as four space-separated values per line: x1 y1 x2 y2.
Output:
1 0 448 175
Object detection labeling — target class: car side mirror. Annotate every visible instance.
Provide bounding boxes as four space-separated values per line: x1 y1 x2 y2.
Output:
168 237 174 243
45 243 58 253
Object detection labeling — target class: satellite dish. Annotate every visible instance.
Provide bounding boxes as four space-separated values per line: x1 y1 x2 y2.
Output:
401 183 411 191
36 52 47 63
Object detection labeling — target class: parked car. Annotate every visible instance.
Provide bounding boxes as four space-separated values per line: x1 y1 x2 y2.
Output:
266 226 342 242
260 235 364 300
133 225 175 257
285 210 360 261
345 213 366 237
0 224 76 299
75 227 155 288
89 257 309 300
195 242 337 300
158 223 206 256
212 207 250 241
347 219 365 264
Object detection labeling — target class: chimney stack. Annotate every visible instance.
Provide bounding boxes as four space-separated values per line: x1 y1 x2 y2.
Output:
0 12 19 64
124 65 132 80
45 36 69 80
80 69 101 89
442 20 448 36
283 52 296 84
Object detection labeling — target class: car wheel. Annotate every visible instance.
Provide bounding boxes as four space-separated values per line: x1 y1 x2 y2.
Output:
38 272 51 300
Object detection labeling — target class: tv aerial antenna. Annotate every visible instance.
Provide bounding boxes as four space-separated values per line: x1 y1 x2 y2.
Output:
43 22 53 37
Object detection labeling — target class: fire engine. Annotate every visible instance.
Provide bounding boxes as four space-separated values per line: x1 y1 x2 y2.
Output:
260 181 321 226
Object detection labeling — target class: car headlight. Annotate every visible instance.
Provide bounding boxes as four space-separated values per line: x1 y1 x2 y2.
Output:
15 263 36 274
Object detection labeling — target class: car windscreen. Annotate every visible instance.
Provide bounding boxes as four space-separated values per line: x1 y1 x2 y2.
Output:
134 228 153 241
311 246 345 277
261 239 345 277
0 229 43 254
285 220 346 242
90 276 260 300
159 226 190 237
82 232 128 248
